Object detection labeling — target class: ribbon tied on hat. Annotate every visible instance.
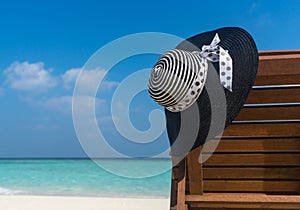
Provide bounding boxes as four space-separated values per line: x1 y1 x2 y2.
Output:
194 33 233 92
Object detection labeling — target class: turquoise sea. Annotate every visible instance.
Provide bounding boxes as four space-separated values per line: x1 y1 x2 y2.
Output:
0 159 172 198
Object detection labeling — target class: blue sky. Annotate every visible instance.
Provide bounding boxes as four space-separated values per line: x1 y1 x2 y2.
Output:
0 0 299 158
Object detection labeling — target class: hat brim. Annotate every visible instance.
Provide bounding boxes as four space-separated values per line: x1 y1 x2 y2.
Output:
165 27 259 155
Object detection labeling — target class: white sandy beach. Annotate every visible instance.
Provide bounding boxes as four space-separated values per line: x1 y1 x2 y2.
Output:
0 195 169 210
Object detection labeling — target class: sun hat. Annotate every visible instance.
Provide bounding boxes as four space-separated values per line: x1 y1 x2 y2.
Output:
148 27 259 153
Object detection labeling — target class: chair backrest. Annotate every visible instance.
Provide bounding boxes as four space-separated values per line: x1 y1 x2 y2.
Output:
199 50 300 195
170 50 300 210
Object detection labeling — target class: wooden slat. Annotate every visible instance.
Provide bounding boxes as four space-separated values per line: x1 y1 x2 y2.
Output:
189 203 300 209
258 56 300 76
259 50 300 56
203 167 300 180
186 193 300 209
203 181 300 193
254 52 300 85
189 208 265 210
254 75 300 86
222 123 300 137
187 147 203 195
203 154 300 166
190 204 300 209
171 173 178 208
171 157 187 209
209 138 300 153
177 159 187 210
187 192 300 202
245 88 300 104
172 158 184 179
236 106 300 121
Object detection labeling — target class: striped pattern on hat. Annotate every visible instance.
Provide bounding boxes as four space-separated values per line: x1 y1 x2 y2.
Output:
148 49 208 112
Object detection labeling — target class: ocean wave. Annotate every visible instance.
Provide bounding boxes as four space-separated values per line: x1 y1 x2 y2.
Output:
0 187 22 195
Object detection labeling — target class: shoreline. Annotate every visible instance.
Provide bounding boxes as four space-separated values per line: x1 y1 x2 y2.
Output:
0 195 170 210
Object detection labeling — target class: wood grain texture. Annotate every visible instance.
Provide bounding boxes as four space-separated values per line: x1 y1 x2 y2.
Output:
186 192 300 202
222 123 300 137
259 50 300 56
210 138 300 153
189 203 300 209
258 56 300 76
254 75 300 85
254 51 300 85
187 193 300 209
202 167 300 180
170 50 300 209
187 147 203 195
177 159 187 210
236 106 300 121
203 180 300 193
203 154 300 166
245 88 300 104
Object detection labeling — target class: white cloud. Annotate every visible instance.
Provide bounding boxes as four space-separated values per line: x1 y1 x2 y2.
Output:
37 96 73 112
61 68 81 89
62 68 119 91
63 68 105 92
102 81 119 90
4 61 57 92
36 95 106 114
73 96 107 115
2 61 119 94
1 61 116 115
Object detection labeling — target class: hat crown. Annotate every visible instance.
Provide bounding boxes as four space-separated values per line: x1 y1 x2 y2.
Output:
148 49 208 111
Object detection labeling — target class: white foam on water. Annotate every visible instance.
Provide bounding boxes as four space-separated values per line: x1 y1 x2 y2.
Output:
0 187 14 195
0 187 23 195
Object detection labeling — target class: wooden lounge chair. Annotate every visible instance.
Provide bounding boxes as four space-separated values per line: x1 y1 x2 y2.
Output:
170 50 300 210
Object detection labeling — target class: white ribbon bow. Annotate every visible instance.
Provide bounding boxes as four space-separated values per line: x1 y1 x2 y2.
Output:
196 33 233 92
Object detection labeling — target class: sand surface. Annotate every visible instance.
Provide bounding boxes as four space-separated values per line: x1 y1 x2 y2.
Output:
0 195 169 210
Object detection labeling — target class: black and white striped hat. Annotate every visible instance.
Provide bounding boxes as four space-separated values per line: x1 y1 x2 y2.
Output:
148 49 208 112
148 27 259 151
149 33 233 112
